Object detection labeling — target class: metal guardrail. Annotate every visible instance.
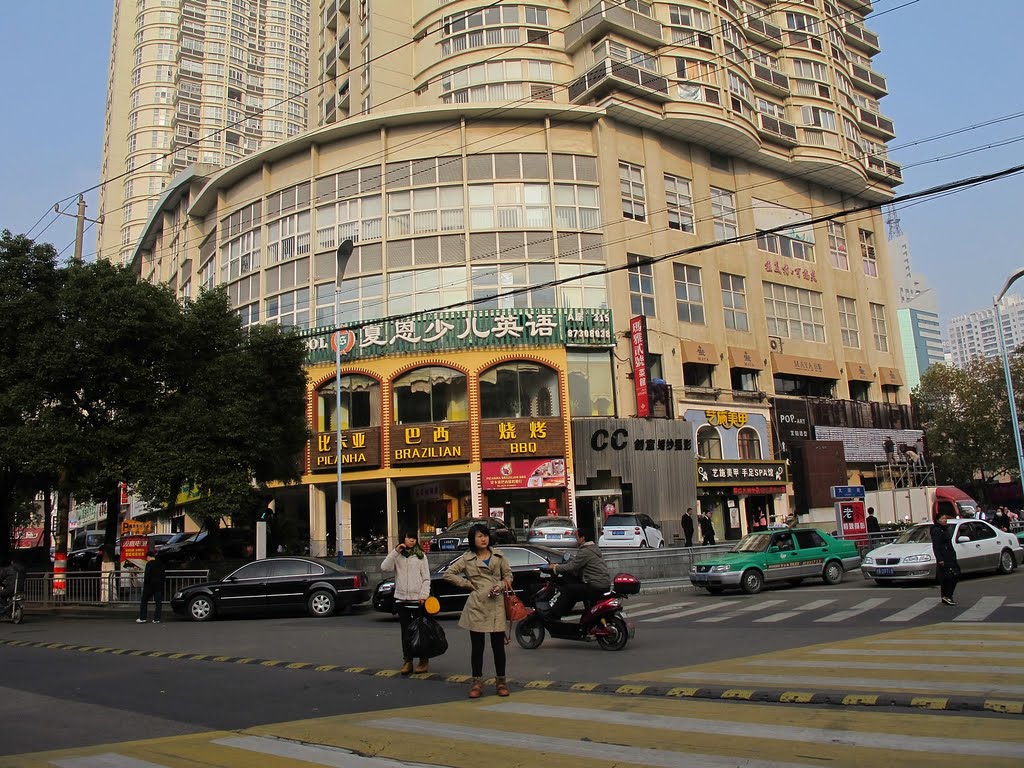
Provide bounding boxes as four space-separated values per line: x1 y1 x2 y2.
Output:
23 570 209 607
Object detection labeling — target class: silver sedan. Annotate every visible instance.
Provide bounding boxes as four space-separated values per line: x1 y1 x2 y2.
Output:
525 517 579 549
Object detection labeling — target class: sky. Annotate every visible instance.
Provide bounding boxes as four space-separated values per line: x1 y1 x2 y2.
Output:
1 0 1023 326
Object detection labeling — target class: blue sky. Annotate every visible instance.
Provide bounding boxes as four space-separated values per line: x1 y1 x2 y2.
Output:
2 0 1022 324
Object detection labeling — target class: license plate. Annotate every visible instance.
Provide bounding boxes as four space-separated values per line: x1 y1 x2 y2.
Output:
440 542 455 550
546 534 561 540
612 530 626 536
693 574 708 583
876 567 893 576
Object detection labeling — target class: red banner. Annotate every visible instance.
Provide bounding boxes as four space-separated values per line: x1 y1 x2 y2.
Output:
120 535 150 564
481 458 566 490
630 315 650 418
835 500 867 543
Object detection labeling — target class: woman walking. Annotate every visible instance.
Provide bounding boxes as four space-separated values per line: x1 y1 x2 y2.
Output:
443 522 512 699
381 531 431 674
930 513 960 606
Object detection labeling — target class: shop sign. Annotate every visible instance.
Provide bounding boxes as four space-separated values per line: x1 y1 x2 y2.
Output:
630 316 650 417
835 499 867 543
732 486 787 495
310 428 382 472
489 507 505 520
481 458 567 490
301 308 614 364
479 418 565 459
390 422 471 466
590 428 691 453
120 535 149 564
771 397 811 456
705 409 749 429
121 520 153 535
697 460 787 486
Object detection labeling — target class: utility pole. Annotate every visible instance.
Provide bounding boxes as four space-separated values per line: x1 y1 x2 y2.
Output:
52 194 102 264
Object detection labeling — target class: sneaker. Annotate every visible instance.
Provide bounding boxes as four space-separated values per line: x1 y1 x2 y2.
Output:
136 618 147 623
151 620 161 624
941 597 957 606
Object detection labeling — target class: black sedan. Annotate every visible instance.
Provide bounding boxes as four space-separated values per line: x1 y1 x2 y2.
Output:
428 516 516 553
171 556 370 622
373 544 569 615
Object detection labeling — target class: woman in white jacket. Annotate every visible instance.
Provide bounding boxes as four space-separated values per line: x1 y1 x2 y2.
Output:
381 531 432 674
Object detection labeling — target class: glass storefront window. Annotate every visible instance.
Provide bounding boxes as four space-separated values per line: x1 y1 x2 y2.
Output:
393 366 468 423
738 426 762 459
479 361 560 419
318 374 380 431
697 425 723 459
567 350 614 416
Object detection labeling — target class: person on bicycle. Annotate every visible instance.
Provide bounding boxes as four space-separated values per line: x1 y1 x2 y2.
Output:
543 530 610 620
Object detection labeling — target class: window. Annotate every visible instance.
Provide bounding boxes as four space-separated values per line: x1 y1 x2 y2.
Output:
318 374 380 432
471 263 554 309
468 183 551 229
393 366 468 424
731 368 758 392
697 425 722 459
828 221 849 270
665 174 694 232
763 281 825 342
794 530 826 549
756 231 815 262
786 11 820 34
267 211 310 263
684 363 714 388
480 361 560 419
738 427 762 459
859 229 878 277
628 254 656 317
710 187 738 239
673 263 704 324
391 266 470 315
554 184 600 230
837 296 860 348
558 263 608 309
265 288 310 329
568 350 615 417
791 58 828 82
774 374 834 398
871 302 888 352
603 40 658 72
849 380 870 402
619 162 646 221
802 105 836 131
669 5 711 30
721 273 748 331
388 187 464 237
221 230 261 280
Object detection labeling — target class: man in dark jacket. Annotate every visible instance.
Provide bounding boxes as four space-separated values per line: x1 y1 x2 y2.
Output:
544 531 611 620
930 513 959 606
866 507 882 546
137 550 167 623
699 511 716 546
0 561 24 611
681 508 695 547
991 507 1012 532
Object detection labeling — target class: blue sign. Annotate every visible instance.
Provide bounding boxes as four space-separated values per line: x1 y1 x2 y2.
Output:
831 485 865 499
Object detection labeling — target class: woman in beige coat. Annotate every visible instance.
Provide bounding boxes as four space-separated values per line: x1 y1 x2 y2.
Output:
381 531 432 675
443 522 512 698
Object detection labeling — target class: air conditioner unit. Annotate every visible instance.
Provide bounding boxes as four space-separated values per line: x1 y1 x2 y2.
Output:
769 336 783 353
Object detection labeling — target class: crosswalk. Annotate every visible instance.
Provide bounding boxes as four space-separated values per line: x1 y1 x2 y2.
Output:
10 688 1024 767
622 595 1015 625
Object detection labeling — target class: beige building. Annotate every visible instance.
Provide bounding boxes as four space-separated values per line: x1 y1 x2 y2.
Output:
98 0 312 267
130 0 912 547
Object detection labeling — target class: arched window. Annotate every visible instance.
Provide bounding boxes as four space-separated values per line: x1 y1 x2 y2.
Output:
393 366 468 424
480 361 560 419
738 426 762 460
697 425 722 459
318 374 380 431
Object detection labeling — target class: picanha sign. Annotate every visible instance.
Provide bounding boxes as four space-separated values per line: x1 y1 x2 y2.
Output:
310 429 382 472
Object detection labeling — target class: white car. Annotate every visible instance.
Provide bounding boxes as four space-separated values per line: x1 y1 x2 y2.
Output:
862 518 1023 584
598 513 665 549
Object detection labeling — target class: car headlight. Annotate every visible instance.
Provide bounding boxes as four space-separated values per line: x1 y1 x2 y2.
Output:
690 565 697 573
711 565 731 572
460 537 469 546
378 583 394 593
903 554 933 564
173 591 183 599
862 556 874 565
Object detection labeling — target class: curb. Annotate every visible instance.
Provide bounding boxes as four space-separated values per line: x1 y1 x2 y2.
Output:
2 637 1020 716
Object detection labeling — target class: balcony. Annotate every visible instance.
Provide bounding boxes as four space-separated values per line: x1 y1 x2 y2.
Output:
742 14 784 48
857 107 895 139
756 112 799 145
842 20 880 54
338 78 351 110
323 0 337 32
807 398 916 431
567 58 670 104
850 63 887 96
324 46 337 77
683 386 722 402
750 62 789 95
864 154 902 184
565 1 663 52
337 28 350 62
325 95 336 120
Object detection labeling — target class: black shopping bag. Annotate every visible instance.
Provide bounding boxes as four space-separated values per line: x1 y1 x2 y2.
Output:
408 615 449 658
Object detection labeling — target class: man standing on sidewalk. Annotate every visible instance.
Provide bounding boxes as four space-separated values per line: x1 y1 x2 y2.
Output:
681 508 694 547
699 511 716 546
137 550 166 624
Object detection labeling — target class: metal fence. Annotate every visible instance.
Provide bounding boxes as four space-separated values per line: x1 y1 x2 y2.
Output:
23 570 209 607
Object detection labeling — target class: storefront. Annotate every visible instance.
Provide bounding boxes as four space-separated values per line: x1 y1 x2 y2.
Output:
695 459 789 540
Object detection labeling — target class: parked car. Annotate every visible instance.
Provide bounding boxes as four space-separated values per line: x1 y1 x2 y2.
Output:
690 528 860 595
598 513 664 549
862 519 1023 584
159 527 254 566
171 556 370 621
154 531 197 550
428 516 516 552
525 516 579 549
373 544 569 615
67 531 107 571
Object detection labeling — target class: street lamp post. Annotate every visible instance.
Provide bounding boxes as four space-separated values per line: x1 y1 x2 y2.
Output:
334 239 355 566
995 268 1024 497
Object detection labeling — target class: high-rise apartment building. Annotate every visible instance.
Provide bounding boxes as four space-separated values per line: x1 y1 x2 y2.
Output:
948 295 1024 368
97 0 312 266
130 0 915 547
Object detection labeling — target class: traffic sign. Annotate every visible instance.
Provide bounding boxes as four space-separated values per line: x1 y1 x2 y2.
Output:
830 485 865 499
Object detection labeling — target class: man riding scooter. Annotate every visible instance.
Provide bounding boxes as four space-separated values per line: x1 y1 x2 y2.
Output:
543 530 611 620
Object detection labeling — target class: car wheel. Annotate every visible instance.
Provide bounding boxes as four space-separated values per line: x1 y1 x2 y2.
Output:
657 540 665 548
786 578 804 586
706 586 724 595
997 548 1015 574
515 616 545 650
822 561 844 585
596 615 630 651
308 589 336 618
740 569 763 595
187 595 215 622
639 541 649 549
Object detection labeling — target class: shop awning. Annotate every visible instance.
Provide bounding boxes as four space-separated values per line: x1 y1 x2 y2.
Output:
878 365 905 387
770 352 840 380
846 361 874 382
728 346 764 370
680 339 719 365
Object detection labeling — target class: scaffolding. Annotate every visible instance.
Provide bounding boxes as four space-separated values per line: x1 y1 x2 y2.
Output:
874 460 936 489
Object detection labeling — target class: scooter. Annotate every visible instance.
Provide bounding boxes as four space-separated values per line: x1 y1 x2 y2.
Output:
514 572 640 652
0 593 24 625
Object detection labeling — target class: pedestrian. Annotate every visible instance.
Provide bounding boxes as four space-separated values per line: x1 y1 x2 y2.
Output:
699 511 716 546
681 508 694 547
381 531 431 675
866 507 881 546
930 512 959 606
991 506 1011 533
883 436 895 464
137 550 166 624
443 522 512 699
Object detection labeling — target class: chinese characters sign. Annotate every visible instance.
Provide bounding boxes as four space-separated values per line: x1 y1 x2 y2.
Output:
696 460 788 486
705 410 749 429
310 428 382 472
630 315 650 418
481 458 567 490
835 499 867 543
302 308 614 364
389 422 471 466
479 418 565 459
764 260 817 283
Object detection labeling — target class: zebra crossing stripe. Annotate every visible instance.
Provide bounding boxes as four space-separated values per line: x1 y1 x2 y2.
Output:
754 598 835 623
953 596 1006 622
758 659 1024 675
627 602 693 618
812 648 1024 660
51 754 170 767
881 598 936 622
815 598 889 623
642 602 732 623
213 735 442 767
667 672 1024 695
698 600 786 623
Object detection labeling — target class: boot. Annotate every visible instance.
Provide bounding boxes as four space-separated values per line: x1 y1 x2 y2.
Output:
414 658 429 674
400 658 413 675
468 677 484 699
495 676 510 697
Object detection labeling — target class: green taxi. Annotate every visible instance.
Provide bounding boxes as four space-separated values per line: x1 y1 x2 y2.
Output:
689 527 861 595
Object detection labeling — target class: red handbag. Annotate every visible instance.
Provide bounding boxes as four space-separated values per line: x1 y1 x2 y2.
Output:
503 588 531 622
